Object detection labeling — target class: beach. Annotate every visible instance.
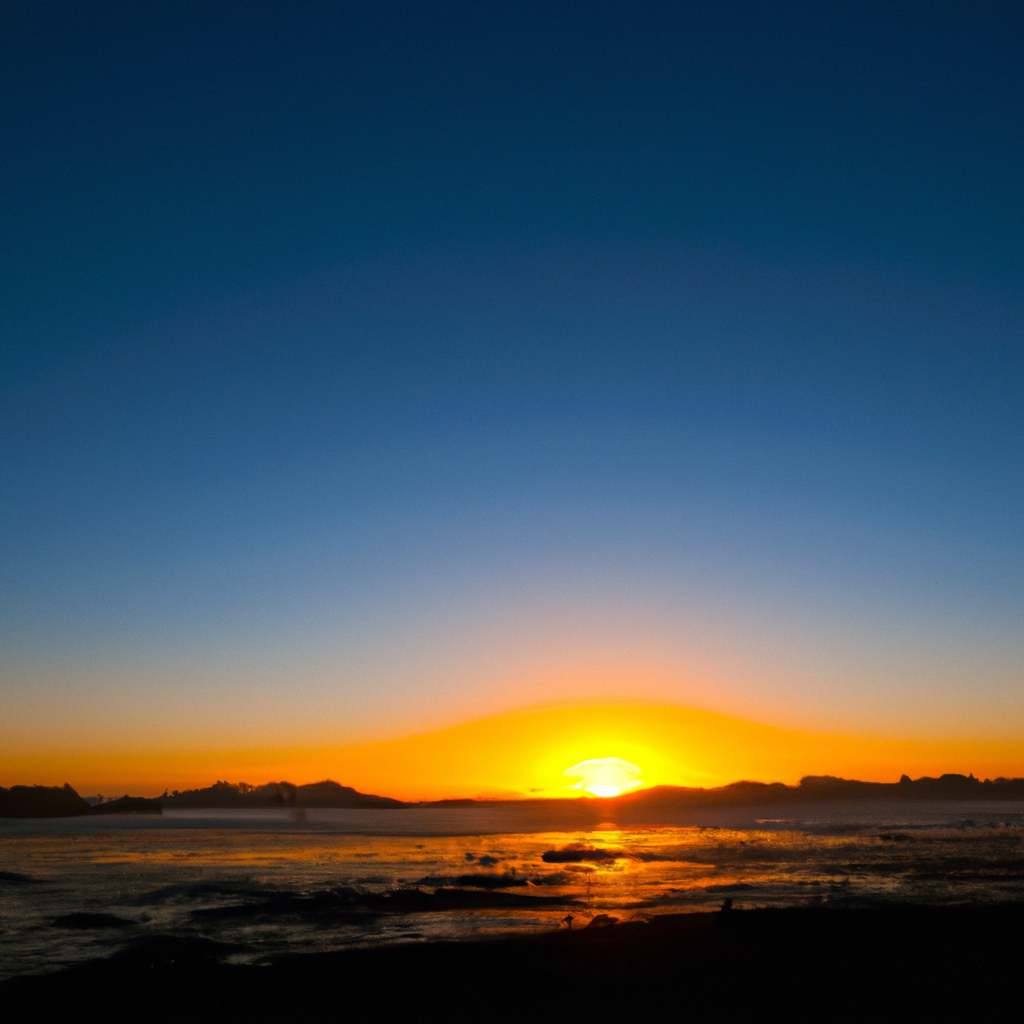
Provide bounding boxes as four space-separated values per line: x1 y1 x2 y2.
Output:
3 804 1024 1020
4 803 1024 978
4 904 1022 1022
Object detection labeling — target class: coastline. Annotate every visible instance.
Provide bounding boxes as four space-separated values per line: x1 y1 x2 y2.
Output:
3 904 1022 1022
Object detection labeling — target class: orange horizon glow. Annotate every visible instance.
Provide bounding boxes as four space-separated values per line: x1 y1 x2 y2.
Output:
5 700 1024 800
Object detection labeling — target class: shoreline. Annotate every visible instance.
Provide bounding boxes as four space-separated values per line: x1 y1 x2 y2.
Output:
4 903 1022 1022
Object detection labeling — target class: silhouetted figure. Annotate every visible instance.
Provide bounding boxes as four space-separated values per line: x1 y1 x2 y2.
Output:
721 898 733 912
562 914 574 930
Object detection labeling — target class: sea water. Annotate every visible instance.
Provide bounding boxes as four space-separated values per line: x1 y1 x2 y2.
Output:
2 801 1024 980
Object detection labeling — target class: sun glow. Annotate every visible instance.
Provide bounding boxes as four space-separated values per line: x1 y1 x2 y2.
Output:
563 756 644 797
14 701 1024 800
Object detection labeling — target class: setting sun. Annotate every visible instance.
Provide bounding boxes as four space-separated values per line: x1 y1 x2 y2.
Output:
563 756 644 797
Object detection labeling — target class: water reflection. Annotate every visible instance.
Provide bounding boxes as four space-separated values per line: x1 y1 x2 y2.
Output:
2 803 1024 979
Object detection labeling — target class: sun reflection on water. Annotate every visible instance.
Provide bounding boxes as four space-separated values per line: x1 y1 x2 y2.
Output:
2 807 1024 981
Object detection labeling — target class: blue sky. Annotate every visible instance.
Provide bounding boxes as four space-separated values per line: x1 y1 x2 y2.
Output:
2 2 1022 754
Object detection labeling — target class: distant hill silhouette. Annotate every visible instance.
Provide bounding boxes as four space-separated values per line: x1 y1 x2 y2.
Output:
91 795 162 815
6 773 1024 817
0 785 162 818
610 773 1024 812
421 773 1024 811
161 780 405 810
0 784 92 818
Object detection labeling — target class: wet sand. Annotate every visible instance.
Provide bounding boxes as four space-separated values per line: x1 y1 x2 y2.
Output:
3 904 1022 1022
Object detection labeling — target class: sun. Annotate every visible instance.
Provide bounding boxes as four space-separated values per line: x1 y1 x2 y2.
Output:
563 757 644 797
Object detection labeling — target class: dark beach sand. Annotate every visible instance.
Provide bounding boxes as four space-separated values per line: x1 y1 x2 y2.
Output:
3 905 1022 1022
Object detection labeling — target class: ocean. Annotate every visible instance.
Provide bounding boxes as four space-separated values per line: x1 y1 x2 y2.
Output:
3 801 1024 981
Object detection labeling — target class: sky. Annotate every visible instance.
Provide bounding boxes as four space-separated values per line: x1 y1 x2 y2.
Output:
2 2 1023 796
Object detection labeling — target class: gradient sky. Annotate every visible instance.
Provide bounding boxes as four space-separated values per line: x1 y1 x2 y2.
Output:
2 3 1023 793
